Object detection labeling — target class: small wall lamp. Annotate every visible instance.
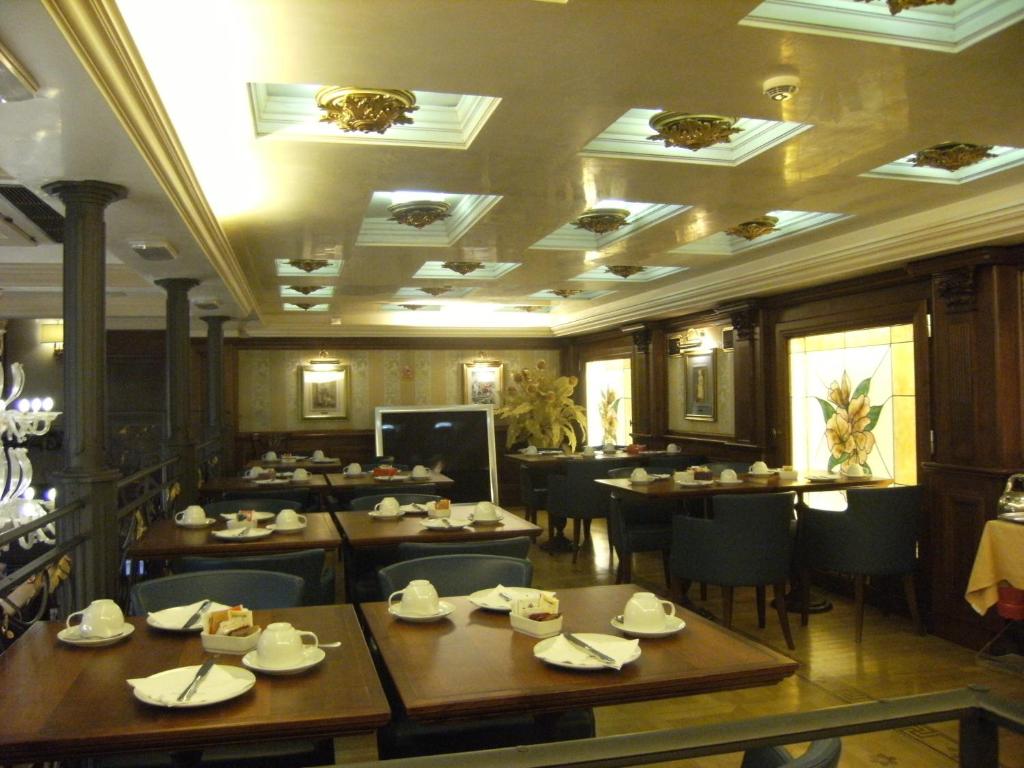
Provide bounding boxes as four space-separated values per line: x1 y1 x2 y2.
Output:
38 321 63 358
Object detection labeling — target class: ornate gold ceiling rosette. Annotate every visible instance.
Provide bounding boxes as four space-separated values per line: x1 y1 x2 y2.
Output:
606 265 646 279
855 0 956 15
571 208 631 235
315 87 418 134
288 301 316 311
549 288 583 298
287 285 323 295
288 259 331 274
442 261 483 276
387 200 452 229
647 113 742 151
725 215 780 241
419 285 453 296
399 304 425 311
911 142 994 172
514 305 543 313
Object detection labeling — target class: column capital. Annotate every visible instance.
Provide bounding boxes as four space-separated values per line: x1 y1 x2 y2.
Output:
200 314 231 327
155 277 201 294
42 179 127 207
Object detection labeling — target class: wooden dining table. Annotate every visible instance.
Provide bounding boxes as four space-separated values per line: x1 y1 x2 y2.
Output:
595 472 892 504
361 583 797 722
245 457 343 473
127 514 341 559
0 604 390 763
325 470 454 494
198 473 331 506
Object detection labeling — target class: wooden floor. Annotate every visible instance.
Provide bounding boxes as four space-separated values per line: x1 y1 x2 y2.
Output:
523 511 1024 768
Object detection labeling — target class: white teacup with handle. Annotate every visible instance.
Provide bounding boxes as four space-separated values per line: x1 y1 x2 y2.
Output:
291 467 310 481
246 466 263 479
389 580 439 617
474 500 498 522
411 464 430 479
275 508 306 529
720 468 738 482
345 462 362 476
175 504 207 526
749 460 770 475
256 622 319 668
312 449 326 460
374 497 400 517
630 467 650 483
666 443 680 453
66 598 124 638
622 592 676 632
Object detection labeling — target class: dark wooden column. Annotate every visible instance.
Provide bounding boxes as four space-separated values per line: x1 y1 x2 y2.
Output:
200 315 229 440
156 278 200 502
42 179 126 606
724 303 762 451
631 326 653 442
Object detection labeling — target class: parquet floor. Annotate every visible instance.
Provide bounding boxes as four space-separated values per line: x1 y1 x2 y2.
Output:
526 511 1024 768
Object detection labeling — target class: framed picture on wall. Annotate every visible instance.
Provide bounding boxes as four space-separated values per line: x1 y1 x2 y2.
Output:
684 351 716 421
301 362 349 419
463 361 504 407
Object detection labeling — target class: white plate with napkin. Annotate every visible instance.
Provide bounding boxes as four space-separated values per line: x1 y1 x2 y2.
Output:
533 633 640 670
420 517 473 530
468 585 542 612
146 601 231 632
128 664 255 708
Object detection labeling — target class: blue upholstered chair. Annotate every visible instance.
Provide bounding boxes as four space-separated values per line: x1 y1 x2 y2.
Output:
645 453 705 471
518 463 549 523
348 492 441 511
129 569 305 615
798 485 923 643
606 467 675 586
547 457 633 563
671 492 797 649
173 549 334 605
742 739 842 768
377 554 532 598
397 536 532 561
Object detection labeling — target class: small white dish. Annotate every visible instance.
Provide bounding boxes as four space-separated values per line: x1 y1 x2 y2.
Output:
467 586 541 612
129 664 256 708
58 623 135 647
266 522 306 533
533 633 641 670
176 518 216 529
420 517 473 530
212 527 274 541
146 602 232 632
388 600 456 623
610 614 686 638
510 612 562 638
368 509 405 520
716 478 745 485
677 480 714 487
219 511 274 522
201 627 262 655
242 646 325 675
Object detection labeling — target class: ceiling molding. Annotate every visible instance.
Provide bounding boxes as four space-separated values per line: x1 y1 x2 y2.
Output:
40 0 257 318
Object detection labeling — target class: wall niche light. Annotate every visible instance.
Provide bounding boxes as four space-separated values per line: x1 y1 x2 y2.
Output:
38 321 63 358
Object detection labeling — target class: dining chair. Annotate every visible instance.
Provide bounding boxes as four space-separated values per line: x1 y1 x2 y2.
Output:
222 489 316 510
671 491 797 649
797 485 924 643
377 554 532 597
172 549 335 605
645 453 705 471
129 569 305 615
546 457 633 563
709 460 752 475
348 492 440 511
742 738 842 768
203 497 301 516
397 536 532 560
606 467 675 586
518 463 549 523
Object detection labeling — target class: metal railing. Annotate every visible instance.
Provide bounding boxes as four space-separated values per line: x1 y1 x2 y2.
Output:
0 498 86 601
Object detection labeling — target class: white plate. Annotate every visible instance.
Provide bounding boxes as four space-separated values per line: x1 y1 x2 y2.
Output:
212 527 274 541
420 517 473 530
388 600 456 623
629 474 670 485
677 480 714 487
146 602 232 632
610 614 686 638
343 471 370 478
469 512 505 525
58 623 135 647
242 646 325 675
274 471 294 478
468 586 541 612
176 518 217 529
806 473 836 482
266 522 306 533
747 471 777 477
533 633 642 670
254 478 289 485
130 665 256 708
368 509 405 520
399 503 430 514
375 474 411 482
311 457 336 463
219 511 275 522
716 478 745 485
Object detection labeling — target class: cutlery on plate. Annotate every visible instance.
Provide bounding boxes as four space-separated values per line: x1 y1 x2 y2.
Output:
177 659 215 702
565 633 617 667
411 503 428 513
182 599 212 630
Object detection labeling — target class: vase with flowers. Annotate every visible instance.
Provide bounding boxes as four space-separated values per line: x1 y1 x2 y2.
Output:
496 361 586 453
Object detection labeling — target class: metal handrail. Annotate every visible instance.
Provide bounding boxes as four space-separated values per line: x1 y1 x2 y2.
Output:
0 499 84 549
0 535 85 599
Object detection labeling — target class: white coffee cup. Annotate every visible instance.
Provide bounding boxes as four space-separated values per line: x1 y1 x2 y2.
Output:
630 467 650 483
389 579 439 617
374 497 400 516
583 445 595 456
411 464 430 479
623 592 676 632
345 462 362 475
292 467 310 481
750 461 770 475
256 621 319 668
276 509 306 529
844 463 864 476
603 442 616 453
720 468 738 482
474 500 498 521
312 449 326 460
523 445 538 455
666 443 680 453
175 505 207 525
263 451 278 461
247 466 263 479
66 598 124 638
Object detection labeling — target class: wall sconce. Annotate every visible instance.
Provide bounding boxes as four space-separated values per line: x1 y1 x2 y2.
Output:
38 322 63 358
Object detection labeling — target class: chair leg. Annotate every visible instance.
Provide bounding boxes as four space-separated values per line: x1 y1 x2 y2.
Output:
800 568 811 627
903 573 925 635
608 535 615 572
617 551 631 583
756 585 766 628
583 518 593 546
773 582 795 650
854 573 866 643
661 550 671 591
721 586 734 629
571 519 582 564
699 582 708 601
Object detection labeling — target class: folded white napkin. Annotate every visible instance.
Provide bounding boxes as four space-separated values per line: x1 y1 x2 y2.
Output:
538 635 639 670
147 601 229 629
128 665 249 706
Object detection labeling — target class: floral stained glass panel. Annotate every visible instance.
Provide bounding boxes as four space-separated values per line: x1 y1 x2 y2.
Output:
585 359 633 447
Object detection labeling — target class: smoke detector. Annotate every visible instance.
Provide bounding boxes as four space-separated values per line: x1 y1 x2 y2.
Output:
763 74 800 102
130 240 178 261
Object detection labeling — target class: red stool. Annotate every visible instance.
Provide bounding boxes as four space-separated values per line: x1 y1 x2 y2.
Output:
997 584 1024 620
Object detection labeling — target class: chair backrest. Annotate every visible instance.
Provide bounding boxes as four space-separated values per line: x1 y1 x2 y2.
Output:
203 498 302 516
741 738 842 768
552 458 634 518
349 493 441 511
377 555 533 598
645 454 706 470
222 489 316 509
129 570 305 615
843 485 922 574
709 461 752 475
397 536 532 561
172 549 328 605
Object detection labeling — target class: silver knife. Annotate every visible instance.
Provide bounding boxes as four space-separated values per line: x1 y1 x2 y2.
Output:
177 659 215 702
565 633 617 666
181 599 211 630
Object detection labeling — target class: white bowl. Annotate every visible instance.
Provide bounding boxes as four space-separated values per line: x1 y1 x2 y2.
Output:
201 627 262 655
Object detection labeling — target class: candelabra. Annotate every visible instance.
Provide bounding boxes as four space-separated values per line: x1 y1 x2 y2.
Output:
0 361 61 552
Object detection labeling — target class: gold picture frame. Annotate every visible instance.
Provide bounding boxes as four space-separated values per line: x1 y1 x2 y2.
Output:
463 361 504 407
684 351 716 421
301 362 349 419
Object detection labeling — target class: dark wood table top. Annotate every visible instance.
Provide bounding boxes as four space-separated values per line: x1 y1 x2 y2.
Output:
360 583 797 722
245 458 342 472
199 474 329 497
595 473 892 499
127 514 341 558
335 505 542 548
0 604 389 762
506 450 659 468
325 470 454 490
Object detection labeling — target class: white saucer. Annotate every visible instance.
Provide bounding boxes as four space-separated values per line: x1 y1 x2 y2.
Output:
343 471 370 478
58 623 135 647
254 478 289 485
388 600 456 622
176 518 216 529
421 517 473 530
678 480 714 486
266 523 306 533
468 586 541 612
469 513 504 525
747 471 777 478
242 646 325 675
716 478 745 485
212 527 274 540
610 614 686 638
130 665 255 708
220 511 274 522
311 457 336 463
368 509 405 520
